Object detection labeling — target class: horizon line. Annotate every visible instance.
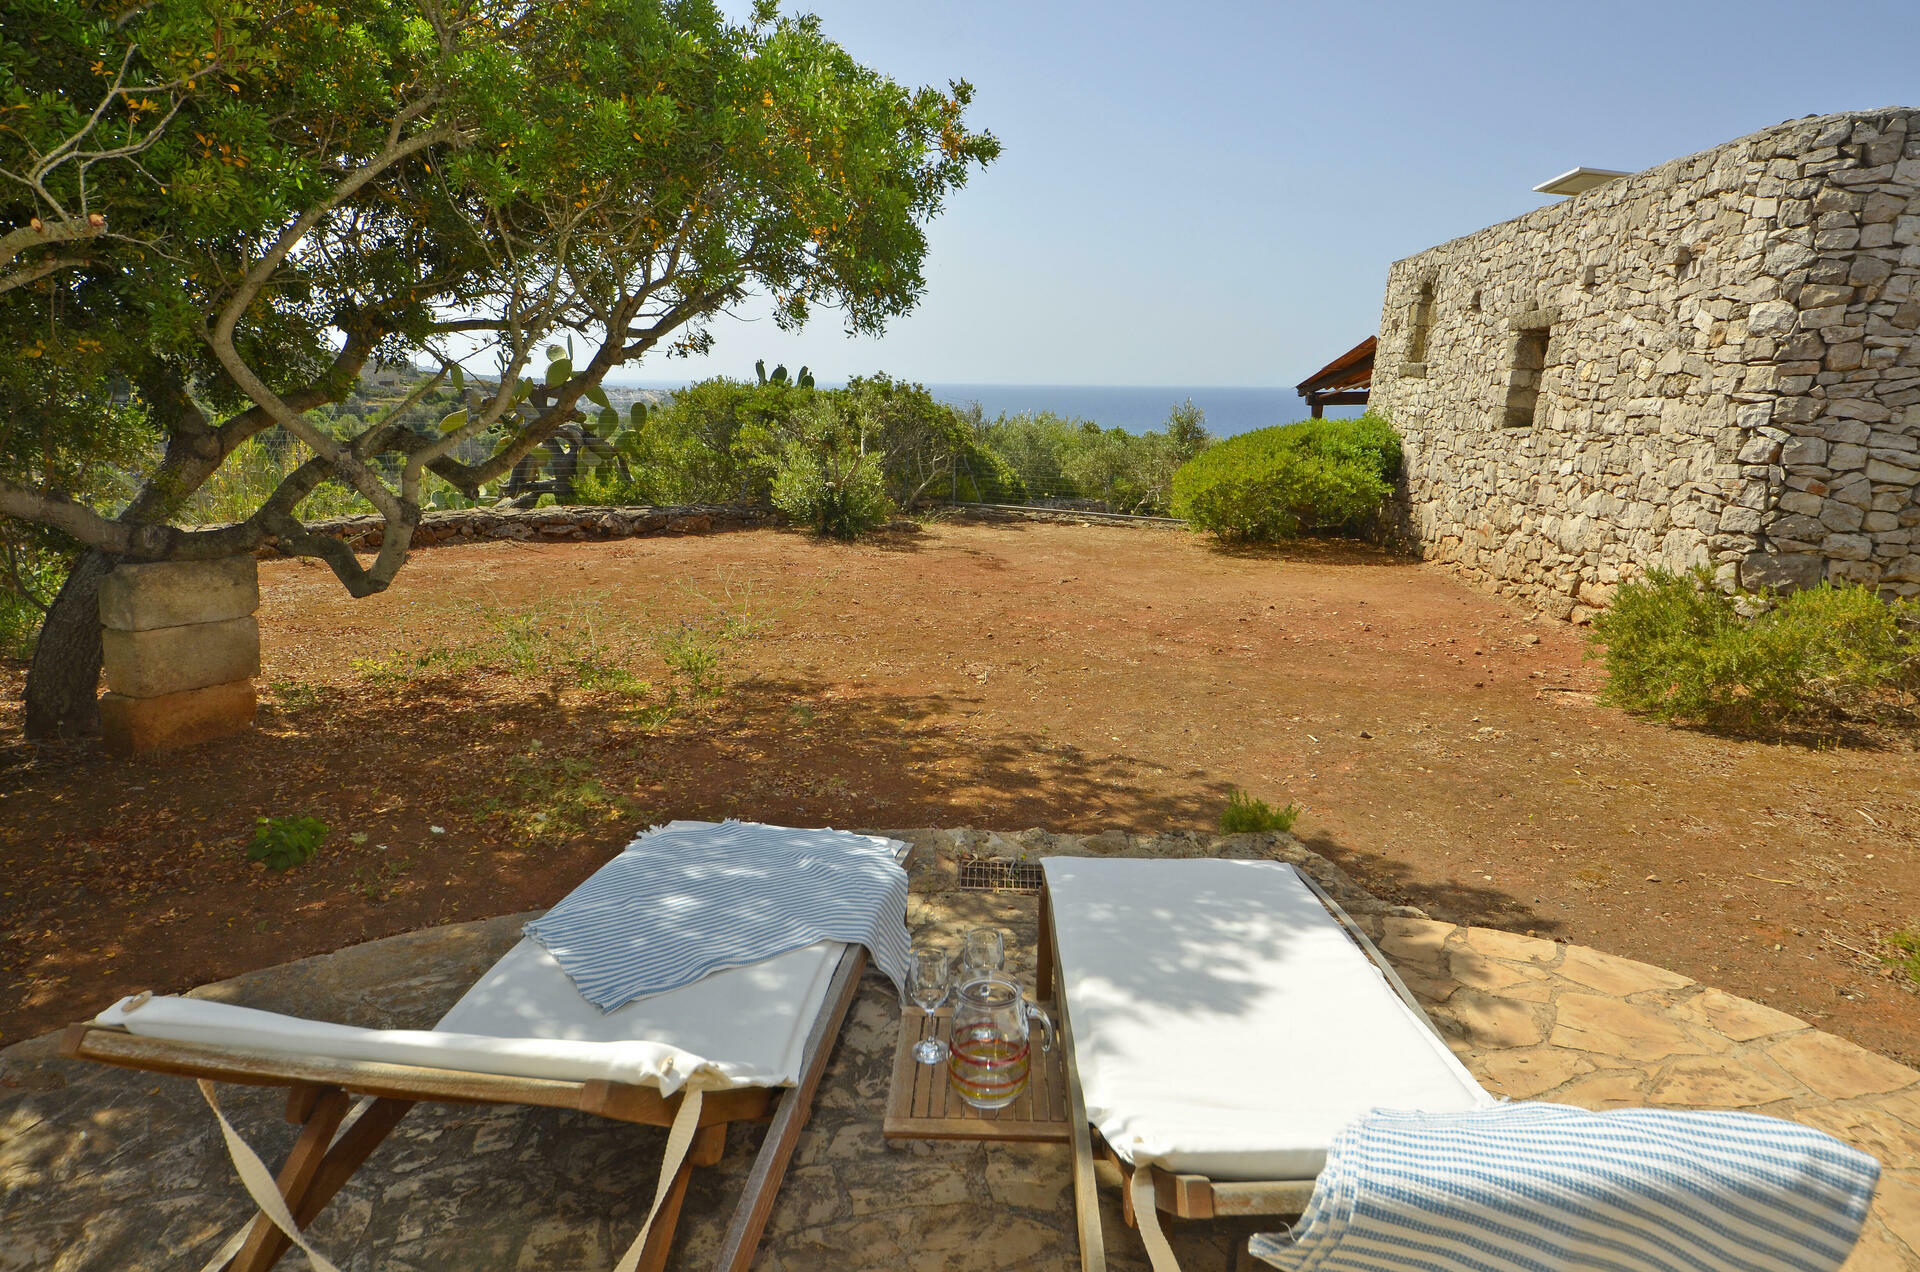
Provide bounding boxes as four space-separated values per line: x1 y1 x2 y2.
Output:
599 377 1305 391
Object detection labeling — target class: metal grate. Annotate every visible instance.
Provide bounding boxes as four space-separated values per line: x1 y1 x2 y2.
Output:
957 856 1045 894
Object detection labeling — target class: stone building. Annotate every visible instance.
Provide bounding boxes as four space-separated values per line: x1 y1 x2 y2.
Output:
1368 108 1920 619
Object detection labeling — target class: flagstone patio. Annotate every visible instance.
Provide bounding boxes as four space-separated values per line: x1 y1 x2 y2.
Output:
3 828 1916 1271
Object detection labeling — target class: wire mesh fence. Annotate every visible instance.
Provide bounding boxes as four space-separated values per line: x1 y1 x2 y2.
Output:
937 451 1186 521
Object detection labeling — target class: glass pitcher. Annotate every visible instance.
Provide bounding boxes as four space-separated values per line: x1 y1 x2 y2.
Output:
947 976 1055 1109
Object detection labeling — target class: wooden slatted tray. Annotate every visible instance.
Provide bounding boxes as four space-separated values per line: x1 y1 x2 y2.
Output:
882 1006 1069 1142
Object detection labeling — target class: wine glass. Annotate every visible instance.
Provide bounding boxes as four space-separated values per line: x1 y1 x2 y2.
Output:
963 927 1005 984
906 947 952 1064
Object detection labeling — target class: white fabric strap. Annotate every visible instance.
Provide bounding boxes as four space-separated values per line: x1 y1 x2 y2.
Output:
195 1080 345 1272
1131 1166 1184 1272
611 1079 714 1272
195 1225 249 1272
189 1070 722 1272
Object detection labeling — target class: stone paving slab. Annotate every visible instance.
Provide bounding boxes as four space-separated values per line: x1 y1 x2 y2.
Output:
3 828 1916 1270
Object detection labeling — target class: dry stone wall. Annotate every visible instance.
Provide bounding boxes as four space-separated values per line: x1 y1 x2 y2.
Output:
271 501 1173 562
281 503 781 554
1370 108 1920 619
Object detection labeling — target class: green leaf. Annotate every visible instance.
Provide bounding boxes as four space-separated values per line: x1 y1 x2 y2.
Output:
546 344 565 361
437 407 470 434
585 383 610 409
545 357 572 387
449 363 465 393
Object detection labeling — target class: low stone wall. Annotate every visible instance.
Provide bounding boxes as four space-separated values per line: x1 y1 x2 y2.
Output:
280 503 782 554
941 503 1186 529
267 501 1181 559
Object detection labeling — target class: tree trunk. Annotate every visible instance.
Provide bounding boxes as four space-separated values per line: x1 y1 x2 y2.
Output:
23 550 114 741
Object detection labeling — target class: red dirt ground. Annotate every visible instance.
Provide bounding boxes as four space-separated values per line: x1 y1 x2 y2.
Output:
2 519 1916 1064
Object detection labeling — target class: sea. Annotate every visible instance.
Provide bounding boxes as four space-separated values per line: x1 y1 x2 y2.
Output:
923 384 1330 439
611 381 1340 439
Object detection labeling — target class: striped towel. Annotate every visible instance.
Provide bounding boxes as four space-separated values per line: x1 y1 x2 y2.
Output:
1248 1102 1879 1272
523 821 911 1012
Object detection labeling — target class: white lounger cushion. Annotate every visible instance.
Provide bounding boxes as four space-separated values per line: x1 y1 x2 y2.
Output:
434 935 844 1087
97 823 910 1094
1043 857 1492 1181
95 936 845 1094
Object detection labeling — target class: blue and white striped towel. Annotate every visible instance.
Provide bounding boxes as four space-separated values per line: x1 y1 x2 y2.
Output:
523 821 911 1012
1248 1102 1879 1272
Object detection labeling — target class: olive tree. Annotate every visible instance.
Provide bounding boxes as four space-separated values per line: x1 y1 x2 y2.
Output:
1 0 997 736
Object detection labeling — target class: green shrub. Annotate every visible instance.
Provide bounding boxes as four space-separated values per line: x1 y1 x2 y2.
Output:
973 401 1209 513
761 398 895 538
772 443 892 538
248 815 328 871
951 438 1028 503
1219 788 1299 834
184 432 374 525
573 465 652 506
1588 568 1920 728
0 531 73 660
1171 412 1400 541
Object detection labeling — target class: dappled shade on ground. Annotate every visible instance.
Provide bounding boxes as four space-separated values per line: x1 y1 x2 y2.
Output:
4 831 1916 1270
0 521 1915 1064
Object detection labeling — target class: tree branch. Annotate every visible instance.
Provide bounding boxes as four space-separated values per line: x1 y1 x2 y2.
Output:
0 252 91 297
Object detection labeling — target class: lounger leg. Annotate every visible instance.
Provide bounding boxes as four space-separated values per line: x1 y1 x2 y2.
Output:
223 1096 414 1272
1052 903 1107 1272
688 1122 728 1167
1036 883 1056 1002
710 946 868 1272
224 1085 350 1272
630 1149 698 1272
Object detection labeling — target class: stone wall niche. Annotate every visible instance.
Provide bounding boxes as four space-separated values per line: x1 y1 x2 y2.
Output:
97 556 260 756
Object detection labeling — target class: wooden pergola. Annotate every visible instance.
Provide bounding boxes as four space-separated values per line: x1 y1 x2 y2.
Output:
1294 335 1375 418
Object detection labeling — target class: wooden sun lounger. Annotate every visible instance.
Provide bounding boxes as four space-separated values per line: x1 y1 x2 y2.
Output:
1037 868 1448 1272
60 944 869 1272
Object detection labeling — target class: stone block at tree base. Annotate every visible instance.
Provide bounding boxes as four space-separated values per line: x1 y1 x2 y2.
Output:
98 556 259 632
102 616 259 698
99 680 256 756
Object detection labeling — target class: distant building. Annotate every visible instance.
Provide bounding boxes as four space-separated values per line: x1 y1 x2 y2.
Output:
358 363 413 393
1369 108 1920 618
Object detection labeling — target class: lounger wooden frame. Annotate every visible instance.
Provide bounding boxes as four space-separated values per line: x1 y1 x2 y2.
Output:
60 944 870 1272
1036 865 1448 1272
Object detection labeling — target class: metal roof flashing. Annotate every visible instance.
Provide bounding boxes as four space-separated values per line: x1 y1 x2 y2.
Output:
1533 166 1632 197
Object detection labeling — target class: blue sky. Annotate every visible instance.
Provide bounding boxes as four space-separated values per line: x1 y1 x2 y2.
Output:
640 0 1920 389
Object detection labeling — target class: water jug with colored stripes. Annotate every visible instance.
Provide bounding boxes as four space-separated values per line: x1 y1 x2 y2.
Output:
947 976 1055 1109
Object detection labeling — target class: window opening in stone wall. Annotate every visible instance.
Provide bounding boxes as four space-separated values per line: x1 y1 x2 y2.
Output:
1502 326 1551 428
1675 247 1694 280
1468 290 1482 312
1406 280 1435 364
